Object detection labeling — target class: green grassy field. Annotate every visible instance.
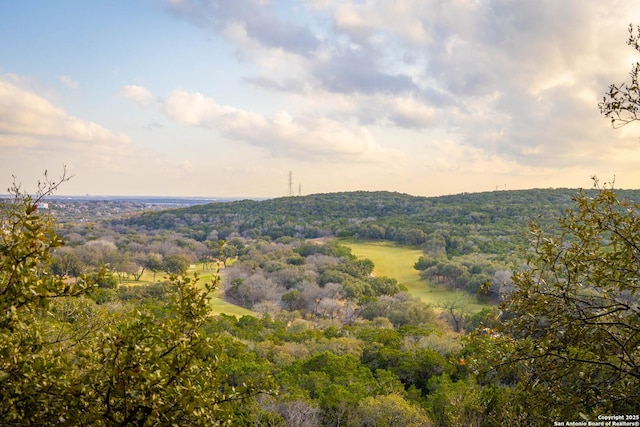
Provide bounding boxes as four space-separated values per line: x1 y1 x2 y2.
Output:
342 239 490 313
189 264 255 317
118 264 254 317
116 239 490 317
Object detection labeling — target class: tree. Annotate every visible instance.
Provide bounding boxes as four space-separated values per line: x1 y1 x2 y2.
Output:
216 239 237 267
281 290 302 311
0 171 98 423
413 255 437 271
0 173 274 425
369 276 402 296
426 375 486 427
143 252 164 281
50 246 83 278
599 24 640 128
439 300 465 333
162 253 191 275
472 188 640 422
81 274 272 426
77 239 119 270
350 394 431 427
0 170 85 328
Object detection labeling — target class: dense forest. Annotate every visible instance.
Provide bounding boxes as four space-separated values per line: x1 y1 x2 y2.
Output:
115 188 601 244
2 180 640 425
49 187 640 300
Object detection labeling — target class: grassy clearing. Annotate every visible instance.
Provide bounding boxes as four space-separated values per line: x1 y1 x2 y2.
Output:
189 264 255 317
117 263 254 317
342 239 490 313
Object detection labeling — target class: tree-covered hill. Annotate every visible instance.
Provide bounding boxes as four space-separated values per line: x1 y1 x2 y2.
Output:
116 188 640 253
6 178 640 424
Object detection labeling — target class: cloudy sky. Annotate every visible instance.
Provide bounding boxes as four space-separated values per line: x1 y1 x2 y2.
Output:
2 0 640 197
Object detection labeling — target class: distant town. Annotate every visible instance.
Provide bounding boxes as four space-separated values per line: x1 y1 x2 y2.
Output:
0 195 235 224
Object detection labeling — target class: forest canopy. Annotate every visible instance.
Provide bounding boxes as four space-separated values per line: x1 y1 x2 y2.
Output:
3 172 640 425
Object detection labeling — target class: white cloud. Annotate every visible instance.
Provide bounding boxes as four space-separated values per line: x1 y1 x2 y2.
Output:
57 75 78 89
118 85 155 107
0 75 140 190
0 76 130 148
333 0 436 46
160 0 640 181
163 89 400 162
385 97 436 128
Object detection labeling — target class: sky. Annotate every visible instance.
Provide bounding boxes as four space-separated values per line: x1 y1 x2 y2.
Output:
2 0 640 198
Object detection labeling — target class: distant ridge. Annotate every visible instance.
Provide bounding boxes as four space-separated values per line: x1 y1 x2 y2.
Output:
45 195 243 205
114 188 640 246
0 194 266 208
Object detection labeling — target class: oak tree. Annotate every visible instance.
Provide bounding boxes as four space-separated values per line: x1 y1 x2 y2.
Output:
599 24 640 128
472 188 640 422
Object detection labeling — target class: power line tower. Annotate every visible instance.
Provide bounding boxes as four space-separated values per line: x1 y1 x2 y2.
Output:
287 171 293 197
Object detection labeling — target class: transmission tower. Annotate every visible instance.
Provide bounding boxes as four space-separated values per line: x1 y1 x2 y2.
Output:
288 171 293 197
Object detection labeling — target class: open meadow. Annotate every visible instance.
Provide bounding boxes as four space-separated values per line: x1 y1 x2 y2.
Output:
342 239 491 313
116 240 490 316
118 263 255 317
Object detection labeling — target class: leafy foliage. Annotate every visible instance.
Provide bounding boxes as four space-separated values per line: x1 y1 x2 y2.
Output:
0 176 274 425
0 172 90 330
599 24 640 128
116 189 640 255
9 165 640 424
471 188 640 423
222 239 410 323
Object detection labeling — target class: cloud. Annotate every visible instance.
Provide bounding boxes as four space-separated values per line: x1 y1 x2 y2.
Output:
57 75 78 89
162 0 640 173
331 1 435 47
385 97 436 128
326 1 640 163
243 75 308 93
164 1 434 99
144 119 164 131
163 89 399 162
311 47 418 95
0 75 130 151
118 84 155 107
167 0 319 55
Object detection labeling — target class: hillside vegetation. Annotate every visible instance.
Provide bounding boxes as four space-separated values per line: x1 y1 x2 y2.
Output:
116 187 640 248
4 184 640 425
